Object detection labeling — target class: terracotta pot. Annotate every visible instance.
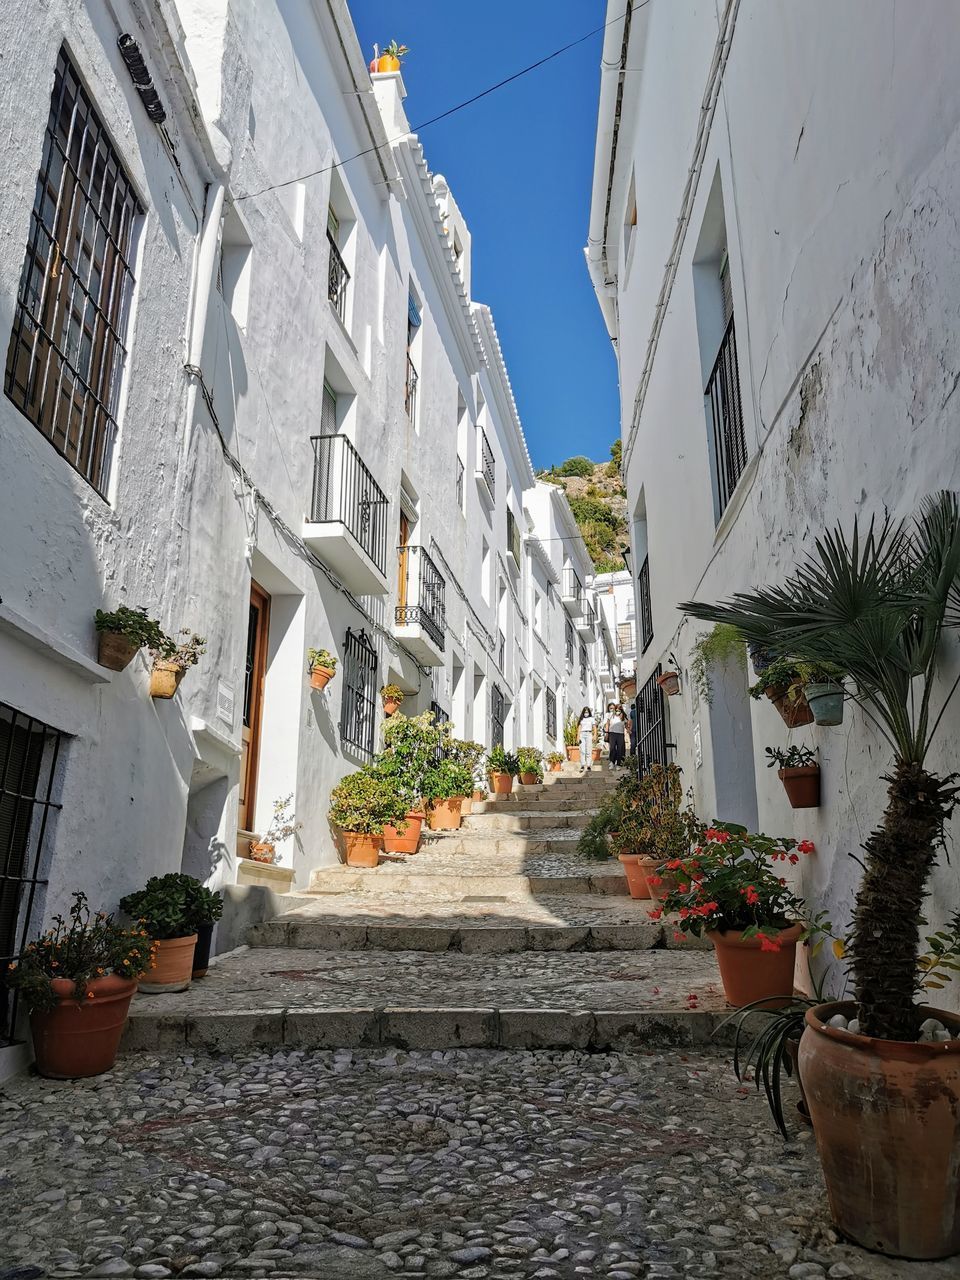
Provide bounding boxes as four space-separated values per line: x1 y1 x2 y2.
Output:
639 856 680 903
767 682 815 728
618 854 653 900
377 53 401 72
489 771 514 795
707 922 801 1009
779 765 821 808
383 811 423 854
549 762 562 773
799 1000 960 1259
30 975 138 1079
192 921 214 979
343 832 382 867
592 749 601 762
249 841 276 863
150 661 184 699
310 665 335 691
785 1035 813 1128
472 789 486 802
566 746 581 763
657 671 681 696
97 630 139 672
519 772 539 785
139 934 197 994
381 696 402 716
459 795 473 816
427 797 462 830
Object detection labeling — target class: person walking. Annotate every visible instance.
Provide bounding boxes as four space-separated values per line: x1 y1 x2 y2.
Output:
605 702 626 769
629 699 638 757
577 706 595 773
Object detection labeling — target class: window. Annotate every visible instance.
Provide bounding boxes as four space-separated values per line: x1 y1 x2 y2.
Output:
406 292 420 422
534 592 543 631
327 205 349 321
579 642 588 686
5 49 142 498
545 688 557 741
456 456 464 512
617 621 634 654
638 555 653 653
490 683 505 749
480 538 490 604
340 628 377 758
476 426 495 501
565 617 574 666
0 703 65 1044
635 666 668 776
506 508 521 567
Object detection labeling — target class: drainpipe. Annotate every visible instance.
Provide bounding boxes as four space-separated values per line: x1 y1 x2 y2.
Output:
585 3 630 340
183 181 225 457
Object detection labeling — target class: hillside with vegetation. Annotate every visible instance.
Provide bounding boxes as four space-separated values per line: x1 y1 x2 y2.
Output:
537 441 628 574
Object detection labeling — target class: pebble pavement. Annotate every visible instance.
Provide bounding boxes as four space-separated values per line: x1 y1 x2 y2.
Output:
0 1046 951 1280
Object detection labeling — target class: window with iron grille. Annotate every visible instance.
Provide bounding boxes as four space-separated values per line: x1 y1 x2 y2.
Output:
477 426 495 500
506 508 521 566
634 666 668 776
339 628 377 758
565 617 574 665
638 554 654 653
456 456 464 512
5 49 142 500
617 621 634 654
579 642 588 686
545 688 557 741
0 703 65 1045
327 207 349 322
429 701 449 728
490 683 505 749
705 249 747 518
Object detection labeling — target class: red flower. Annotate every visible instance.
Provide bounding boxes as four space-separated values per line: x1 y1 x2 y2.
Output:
759 934 782 953
797 839 816 855
673 931 685 943
666 858 683 870
677 883 689 894
788 853 799 865
648 907 663 920
740 885 760 906
647 875 662 886
679 907 690 919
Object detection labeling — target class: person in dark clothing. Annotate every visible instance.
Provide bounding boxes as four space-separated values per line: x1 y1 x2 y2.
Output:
629 699 638 755
605 703 627 768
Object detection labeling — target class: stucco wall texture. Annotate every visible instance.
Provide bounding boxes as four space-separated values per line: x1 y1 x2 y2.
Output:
598 0 960 1011
0 0 607 988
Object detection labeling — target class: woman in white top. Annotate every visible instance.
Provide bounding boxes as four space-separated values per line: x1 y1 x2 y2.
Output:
577 706 595 773
605 703 627 769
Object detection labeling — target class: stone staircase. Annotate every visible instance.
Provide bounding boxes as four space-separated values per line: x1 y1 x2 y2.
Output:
124 766 725 1055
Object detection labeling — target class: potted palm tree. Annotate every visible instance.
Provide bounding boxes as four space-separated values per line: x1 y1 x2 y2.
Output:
682 493 960 1259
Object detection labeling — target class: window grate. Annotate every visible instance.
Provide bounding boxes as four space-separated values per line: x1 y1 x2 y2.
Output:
638 555 654 653
565 617 574 666
327 230 349 322
579 642 588 687
705 315 747 517
490 684 505 749
477 427 495 500
545 688 557 741
405 354 418 423
617 620 635 654
340 629 378 758
0 703 65 1045
497 630 506 673
456 456 464 511
5 48 142 499
506 508 521 566
634 666 668 776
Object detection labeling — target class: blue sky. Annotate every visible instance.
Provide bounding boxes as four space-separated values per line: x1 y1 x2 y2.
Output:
351 2 620 471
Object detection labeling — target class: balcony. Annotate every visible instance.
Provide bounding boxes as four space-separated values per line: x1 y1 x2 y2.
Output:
405 354 418 423
561 566 586 617
395 546 446 666
576 598 596 638
476 427 495 503
303 434 390 595
327 232 349 323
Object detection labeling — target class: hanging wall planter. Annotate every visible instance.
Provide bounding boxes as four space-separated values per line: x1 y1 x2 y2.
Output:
805 682 844 726
95 606 168 673
308 649 338 691
657 670 681 696
768 683 816 728
765 747 820 808
380 685 404 716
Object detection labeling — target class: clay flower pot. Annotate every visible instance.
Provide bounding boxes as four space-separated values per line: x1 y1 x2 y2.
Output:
459 795 474 816
30 974 138 1079
472 789 486 802
377 53 401 72
657 671 681 696
343 832 382 867
618 854 653 900
519 772 539 785
192 921 214 979
805 682 844 726
549 762 562 773
150 661 184 699
427 797 463 831
779 765 821 808
97 631 139 672
310 665 335 691
565 746 581 764
639 856 679 903
139 934 198 994
489 771 514 795
707 922 802 1009
591 749 601 763
799 1001 960 1259
381 696 401 716
382 811 423 854
249 841 276 863
766 683 815 728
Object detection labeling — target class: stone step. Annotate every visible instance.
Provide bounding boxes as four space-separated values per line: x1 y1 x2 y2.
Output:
461 810 592 832
471 796 604 813
421 831 585 856
123 946 729 1054
248 893 666 953
306 866 630 898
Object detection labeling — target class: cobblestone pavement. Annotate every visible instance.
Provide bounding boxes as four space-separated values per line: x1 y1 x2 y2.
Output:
0 1046 948 1280
127 949 725 1017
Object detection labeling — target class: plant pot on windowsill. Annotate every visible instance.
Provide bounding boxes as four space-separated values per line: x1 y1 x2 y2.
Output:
805 682 844 726
767 683 815 728
150 661 185 699
343 832 382 867
489 771 514 795
657 670 681 696
248 841 276 863
779 765 821 809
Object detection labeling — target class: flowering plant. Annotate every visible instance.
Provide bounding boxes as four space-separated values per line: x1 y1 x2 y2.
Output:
650 822 815 949
6 892 156 1011
608 763 703 862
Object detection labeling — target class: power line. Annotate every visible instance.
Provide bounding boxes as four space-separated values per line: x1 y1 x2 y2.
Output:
235 4 643 202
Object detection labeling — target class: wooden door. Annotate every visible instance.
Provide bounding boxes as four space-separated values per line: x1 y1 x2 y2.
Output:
239 583 270 833
398 513 410 610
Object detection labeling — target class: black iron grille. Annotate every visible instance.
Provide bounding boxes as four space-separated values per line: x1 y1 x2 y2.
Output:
638 555 654 653
635 666 668 776
327 231 349 322
395 546 446 651
705 314 748 517
310 434 389 577
490 684 505 749
340 629 377 758
477 427 495 500
545 688 557 741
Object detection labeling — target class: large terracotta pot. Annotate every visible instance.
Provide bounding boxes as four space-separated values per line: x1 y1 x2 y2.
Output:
779 765 820 808
310 665 335 691
592 749 601 763
489 772 514 795
799 1001 960 1259
97 631 139 672
192 921 214 979
139 934 197 994
707 922 801 1008
639 856 679 903
460 796 473 816
377 53 401 72
618 854 652 900
30 975 137 1079
565 746 581 763
519 772 539 785
767 683 815 728
150 661 184 699
344 832 382 867
472 789 486 802
427 797 462 831
383 812 423 854
549 762 562 773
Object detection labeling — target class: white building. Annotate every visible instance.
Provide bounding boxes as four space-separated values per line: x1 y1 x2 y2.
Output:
587 0 960 1006
0 0 604 1063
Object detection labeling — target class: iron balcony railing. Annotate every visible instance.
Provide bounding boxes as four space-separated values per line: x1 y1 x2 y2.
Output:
477 427 495 500
506 508 521 565
309 434 389 576
405 354 418 422
395 546 446 651
562 566 583 603
327 231 349 322
638 555 654 653
706 314 748 517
